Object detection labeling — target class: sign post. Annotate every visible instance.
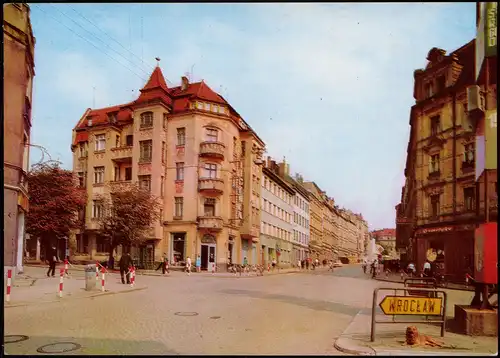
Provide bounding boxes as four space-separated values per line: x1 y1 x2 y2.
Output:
371 287 447 342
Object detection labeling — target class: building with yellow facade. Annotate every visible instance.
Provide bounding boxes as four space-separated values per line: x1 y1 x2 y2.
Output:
71 66 265 270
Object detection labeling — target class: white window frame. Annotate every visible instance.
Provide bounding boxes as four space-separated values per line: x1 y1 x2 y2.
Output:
95 134 106 151
204 163 217 178
92 200 104 218
206 128 218 142
94 166 105 184
176 163 184 181
177 128 186 146
174 197 184 217
139 140 153 162
138 175 151 192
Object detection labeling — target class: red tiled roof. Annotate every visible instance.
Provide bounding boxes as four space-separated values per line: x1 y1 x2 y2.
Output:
142 66 169 91
73 67 243 145
451 39 475 88
74 131 88 145
372 229 396 238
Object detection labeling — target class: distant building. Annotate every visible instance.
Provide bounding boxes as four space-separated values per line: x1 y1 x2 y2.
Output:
3 3 36 276
371 229 397 258
260 157 296 268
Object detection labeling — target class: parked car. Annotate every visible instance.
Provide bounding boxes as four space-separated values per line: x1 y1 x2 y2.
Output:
333 261 343 268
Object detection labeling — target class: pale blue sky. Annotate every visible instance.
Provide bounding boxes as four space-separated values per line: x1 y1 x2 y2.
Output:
29 3 476 230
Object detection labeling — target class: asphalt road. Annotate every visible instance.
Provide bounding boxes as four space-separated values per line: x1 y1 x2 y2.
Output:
3 264 391 355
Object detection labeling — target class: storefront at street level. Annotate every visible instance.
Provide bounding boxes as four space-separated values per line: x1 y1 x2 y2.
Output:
413 224 475 282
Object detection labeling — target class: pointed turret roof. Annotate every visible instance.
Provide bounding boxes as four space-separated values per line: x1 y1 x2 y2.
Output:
141 66 169 92
134 66 172 107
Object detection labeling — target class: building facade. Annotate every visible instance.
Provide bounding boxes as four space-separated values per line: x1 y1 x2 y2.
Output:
396 40 498 280
71 66 265 270
371 228 397 259
3 3 36 276
260 158 295 267
302 181 326 260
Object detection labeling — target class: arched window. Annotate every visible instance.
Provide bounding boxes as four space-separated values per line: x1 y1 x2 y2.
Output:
140 112 153 128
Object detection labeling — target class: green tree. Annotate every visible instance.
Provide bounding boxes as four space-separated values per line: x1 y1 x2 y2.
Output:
96 183 161 266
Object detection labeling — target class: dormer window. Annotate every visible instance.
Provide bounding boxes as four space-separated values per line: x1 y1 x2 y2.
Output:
425 82 434 98
140 112 153 128
196 101 203 110
108 113 117 123
204 103 210 111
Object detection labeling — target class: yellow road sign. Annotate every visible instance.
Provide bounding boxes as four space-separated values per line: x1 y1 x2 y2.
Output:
379 296 443 316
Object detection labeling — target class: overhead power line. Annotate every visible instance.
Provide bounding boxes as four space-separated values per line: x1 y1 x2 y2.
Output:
48 4 151 79
33 5 147 83
68 5 156 76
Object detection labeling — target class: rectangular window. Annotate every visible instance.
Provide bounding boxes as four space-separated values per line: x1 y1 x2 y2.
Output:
77 172 85 187
163 113 168 129
79 143 88 158
162 141 166 163
115 135 120 148
160 176 164 196
139 140 152 162
125 167 132 181
94 166 105 184
204 198 216 216
126 135 133 146
429 154 440 173
425 82 434 98
92 200 104 218
176 162 184 181
204 163 217 178
95 134 106 151
174 197 183 218
177 128 186 146
430 115 440 136
140 112 153 128
206 128 218 142
114 166 120 181
138 175 151 192
463 143 475 163
430 195 440 219
464 187 475 212
159 209 163 224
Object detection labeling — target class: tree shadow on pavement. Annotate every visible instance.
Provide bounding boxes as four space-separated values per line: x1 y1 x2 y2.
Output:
219 289 361 316
4 335 179 355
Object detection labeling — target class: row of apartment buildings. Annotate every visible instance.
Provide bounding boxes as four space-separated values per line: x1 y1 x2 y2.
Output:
58 64 369 270
395 3 497 280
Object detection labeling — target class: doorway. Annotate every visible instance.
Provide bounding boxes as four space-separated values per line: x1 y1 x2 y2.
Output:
201 244 216 271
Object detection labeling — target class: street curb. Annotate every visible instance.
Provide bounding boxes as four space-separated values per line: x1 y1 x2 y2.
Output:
333 310 376 356
374 278 474 292
4 286 148 309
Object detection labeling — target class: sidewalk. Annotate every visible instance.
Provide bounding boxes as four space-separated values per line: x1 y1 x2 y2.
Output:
335 299 498 356
5 266 147 308
136 266 303 278
375 272 474 292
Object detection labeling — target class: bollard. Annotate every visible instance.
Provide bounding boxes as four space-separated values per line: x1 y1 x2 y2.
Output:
6 269 12 302
64 259 69 276
59 268 64 298
96 261 99 281
101 269 106 292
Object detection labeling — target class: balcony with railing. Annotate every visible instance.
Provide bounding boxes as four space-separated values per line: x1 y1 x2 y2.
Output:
197 216 223 231
198 177 224 195
199 141 225 160
111 146 133 162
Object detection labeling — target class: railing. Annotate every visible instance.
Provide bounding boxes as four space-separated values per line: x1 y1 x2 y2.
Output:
199 141 225 159
110 146 132 160
198 216 223 230
198 177 224 193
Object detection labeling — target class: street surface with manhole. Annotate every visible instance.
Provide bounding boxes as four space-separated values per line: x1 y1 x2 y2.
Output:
36 342 82 354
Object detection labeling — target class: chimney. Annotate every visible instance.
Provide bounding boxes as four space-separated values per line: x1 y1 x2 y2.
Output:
181 76 189 91
286 163 290 176
266 156 271 168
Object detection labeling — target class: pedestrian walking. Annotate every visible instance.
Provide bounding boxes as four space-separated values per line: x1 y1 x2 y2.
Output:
186 257 192 275
46 245 58 277
271 258 277 271
155 253 169 275
119 253 132 284
305 258 310 270
297 260 302 270
196 255 201 273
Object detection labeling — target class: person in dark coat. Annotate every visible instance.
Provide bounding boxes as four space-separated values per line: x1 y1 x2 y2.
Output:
47 245 58 277
119 253 132 284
